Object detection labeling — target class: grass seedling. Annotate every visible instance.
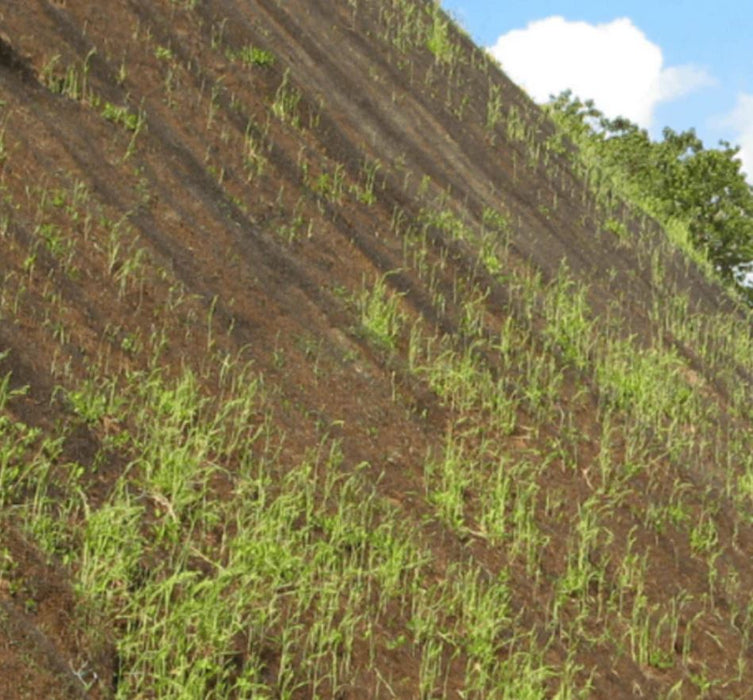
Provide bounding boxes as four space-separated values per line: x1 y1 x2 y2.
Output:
272 70 302 128
357 271 405 351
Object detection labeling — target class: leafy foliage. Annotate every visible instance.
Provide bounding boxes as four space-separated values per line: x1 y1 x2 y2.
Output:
548 90 753 290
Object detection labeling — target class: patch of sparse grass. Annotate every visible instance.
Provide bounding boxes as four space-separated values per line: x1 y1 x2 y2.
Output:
101 102 142 132
486 82 503 135
226 44 275 67
41 49 96 102
357 271 405 351
425 5 453 64
271 70 302 128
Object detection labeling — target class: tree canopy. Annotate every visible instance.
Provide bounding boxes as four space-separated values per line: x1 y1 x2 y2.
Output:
547 91 753 293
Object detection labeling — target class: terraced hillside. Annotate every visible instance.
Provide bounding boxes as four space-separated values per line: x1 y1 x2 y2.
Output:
2 0 753 697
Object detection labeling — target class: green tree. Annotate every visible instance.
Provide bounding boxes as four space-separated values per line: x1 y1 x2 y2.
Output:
548 91 753 289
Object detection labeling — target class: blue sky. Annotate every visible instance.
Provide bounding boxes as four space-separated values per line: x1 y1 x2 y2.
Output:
440 1 753 176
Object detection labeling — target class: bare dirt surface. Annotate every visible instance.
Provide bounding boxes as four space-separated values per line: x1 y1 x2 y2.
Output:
1 1 753 698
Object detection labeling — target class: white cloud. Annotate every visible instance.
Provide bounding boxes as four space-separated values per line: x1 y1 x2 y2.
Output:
721 93 753 179
488 16 713 129
657 65 714 103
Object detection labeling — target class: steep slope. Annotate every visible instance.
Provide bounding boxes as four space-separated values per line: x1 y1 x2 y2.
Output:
2 1 753 698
